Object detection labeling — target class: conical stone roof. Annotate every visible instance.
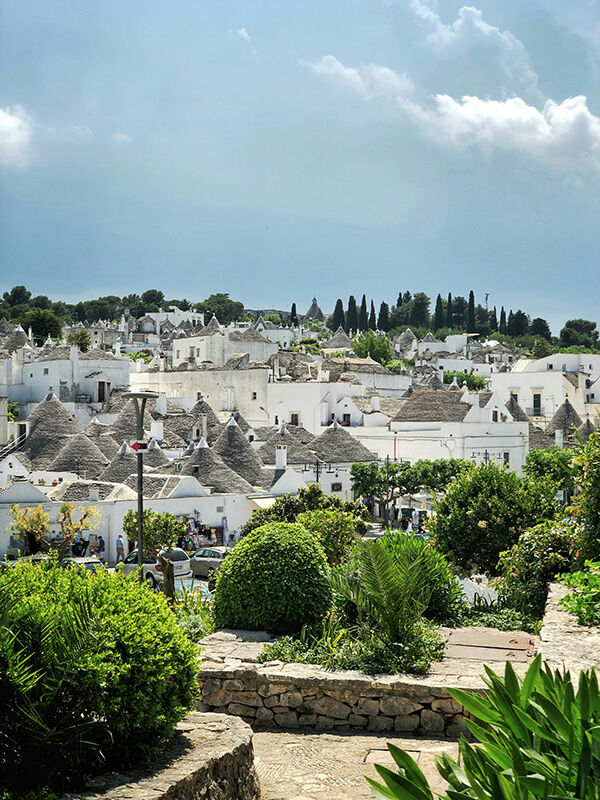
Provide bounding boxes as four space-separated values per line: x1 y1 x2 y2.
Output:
180 440 253 493
19 393 83 468
188 396 223 445
258 426 314 465
108 398 153 442
577 418 596 444
546 398 583 436
212 417 265 486
310 421 377 463
50 434 109 479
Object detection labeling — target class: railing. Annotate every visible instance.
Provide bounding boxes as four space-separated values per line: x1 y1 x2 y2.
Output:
0 431 28 461
526 407 544 417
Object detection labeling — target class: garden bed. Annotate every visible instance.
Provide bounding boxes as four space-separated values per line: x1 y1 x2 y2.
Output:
61 712 261 800
196 629 535 737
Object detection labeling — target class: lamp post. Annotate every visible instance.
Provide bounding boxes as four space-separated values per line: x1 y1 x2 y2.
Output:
123 391 158 581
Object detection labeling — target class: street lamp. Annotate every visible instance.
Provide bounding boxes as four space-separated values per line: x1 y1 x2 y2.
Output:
123 390 158 581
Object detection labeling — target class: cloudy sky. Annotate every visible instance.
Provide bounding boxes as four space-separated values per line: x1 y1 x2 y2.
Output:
1 0 599 331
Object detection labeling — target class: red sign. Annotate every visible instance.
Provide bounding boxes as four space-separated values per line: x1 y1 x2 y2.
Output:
131 441 148 451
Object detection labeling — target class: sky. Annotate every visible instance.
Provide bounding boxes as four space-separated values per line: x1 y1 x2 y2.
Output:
1 0 599 333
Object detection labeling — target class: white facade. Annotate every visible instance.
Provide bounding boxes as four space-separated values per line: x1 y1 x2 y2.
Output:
172 330 278 368
491 366 583 419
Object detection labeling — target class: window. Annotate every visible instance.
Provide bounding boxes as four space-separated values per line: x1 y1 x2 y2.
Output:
533 393 542 415
43 368 49 375
343 413 351 424
547 363 553 370
274 415 279 425
176 350 180 359
510 392 518 403
249 434 254 442
290 413 299 426
251 392 257 400
503 452 510 466
492 410 498 422
331 482 342 492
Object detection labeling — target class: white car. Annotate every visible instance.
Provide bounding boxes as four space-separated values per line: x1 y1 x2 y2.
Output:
120 548 191 587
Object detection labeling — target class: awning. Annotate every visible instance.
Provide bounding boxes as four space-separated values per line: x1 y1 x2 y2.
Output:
250 496 277 510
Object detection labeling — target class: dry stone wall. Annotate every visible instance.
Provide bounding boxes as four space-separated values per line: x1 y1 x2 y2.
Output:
197 660 475 737
538 583 600 675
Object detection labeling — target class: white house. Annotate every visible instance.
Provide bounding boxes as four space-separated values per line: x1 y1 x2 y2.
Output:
172 317 278 368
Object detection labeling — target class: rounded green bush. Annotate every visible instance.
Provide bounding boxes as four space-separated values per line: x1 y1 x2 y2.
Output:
0 559 197 795
212 522 332 633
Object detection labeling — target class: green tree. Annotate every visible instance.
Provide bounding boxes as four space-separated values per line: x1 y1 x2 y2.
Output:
467 290 476 333
20 308 63 339
377 301 390 332
430 463 560 575
368 300 377 330
499 305 507 334
351 461 419 519
443 370 486 390
408 292 429 328
3 286 31 306
488 305 498 332
195 293 244 324
446 292 453 328
531 337 553 358
512 309 530 336
359 294 368 331
296 508 358 565
524 447 575 494
352 330 392 365
122 509 186 601
560 318 599 349
332 298 345 331
8 504 50 555
66 330 92 352
289 302 298 327
572 427 600 560
530 316 551 340
346 295 358 333
140 289 165 307
452 295 468 329
433 294 445 331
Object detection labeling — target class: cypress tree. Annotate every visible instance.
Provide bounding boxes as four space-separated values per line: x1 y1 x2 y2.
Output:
359 294 368 331
369 300 377 330
402 291 412 304
433 294 444 331
332 299 345 331
499 306 507 334
467 290 476 333
446 292 453 328
489 306 498 332
507 310 516 336
378 301 390 332
396 293 403 307
290 302 298 327
347 295 358 334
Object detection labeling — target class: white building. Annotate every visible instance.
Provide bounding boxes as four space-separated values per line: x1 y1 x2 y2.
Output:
172 316 278 368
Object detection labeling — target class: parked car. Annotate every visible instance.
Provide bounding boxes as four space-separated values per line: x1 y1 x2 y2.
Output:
190 546 229 578
120 548 191 587
174 574 213 600
60 556 105 573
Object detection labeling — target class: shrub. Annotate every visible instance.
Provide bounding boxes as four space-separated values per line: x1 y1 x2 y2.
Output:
296 508 358 565
241 484 367 536
495 518 582 619
0 559 197 795
260 618 443 676
381 532 463 624
368 656 600 799
175 584 215 641
524 447 575 494
559 560 600 625
430 463 560 576
572 427 600 560
212 522 332 633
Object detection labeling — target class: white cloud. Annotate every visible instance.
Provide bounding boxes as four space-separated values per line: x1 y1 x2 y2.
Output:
111 132 132 143
308 56 600 172
410 1 541 100
307 55 413 100
0 105 34 168
236 27 250 43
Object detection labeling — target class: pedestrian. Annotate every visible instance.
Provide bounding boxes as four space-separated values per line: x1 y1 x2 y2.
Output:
115 534 125 564
80 536 88 556
97 535 106 564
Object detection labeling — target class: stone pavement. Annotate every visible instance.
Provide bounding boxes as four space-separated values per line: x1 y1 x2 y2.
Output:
253 729 457 800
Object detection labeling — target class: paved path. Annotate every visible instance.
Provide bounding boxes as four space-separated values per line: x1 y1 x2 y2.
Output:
253 729 458 800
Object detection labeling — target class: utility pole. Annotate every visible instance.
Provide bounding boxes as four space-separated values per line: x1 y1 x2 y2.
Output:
123 391 158 581
485 292 489 313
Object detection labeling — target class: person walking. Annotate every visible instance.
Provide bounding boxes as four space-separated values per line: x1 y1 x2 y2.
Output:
97 535 106 564
115 534 125 564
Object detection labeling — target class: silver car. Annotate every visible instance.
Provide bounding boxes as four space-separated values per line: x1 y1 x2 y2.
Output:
190 546 229 578
121 548 191 588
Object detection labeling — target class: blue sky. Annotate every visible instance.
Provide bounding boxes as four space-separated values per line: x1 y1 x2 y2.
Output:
1 0 599 332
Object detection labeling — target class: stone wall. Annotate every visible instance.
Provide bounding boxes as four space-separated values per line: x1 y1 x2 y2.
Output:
538 583 600 675
62 713 261 800
197 661 475 737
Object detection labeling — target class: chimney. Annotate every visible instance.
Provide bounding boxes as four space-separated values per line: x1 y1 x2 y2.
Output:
275 444 287 471
370 395 380 412
88 486 99 502
0 396 8 447
555 429 564 448
150 420 164 441
199 413 208 440
155 392 168 416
